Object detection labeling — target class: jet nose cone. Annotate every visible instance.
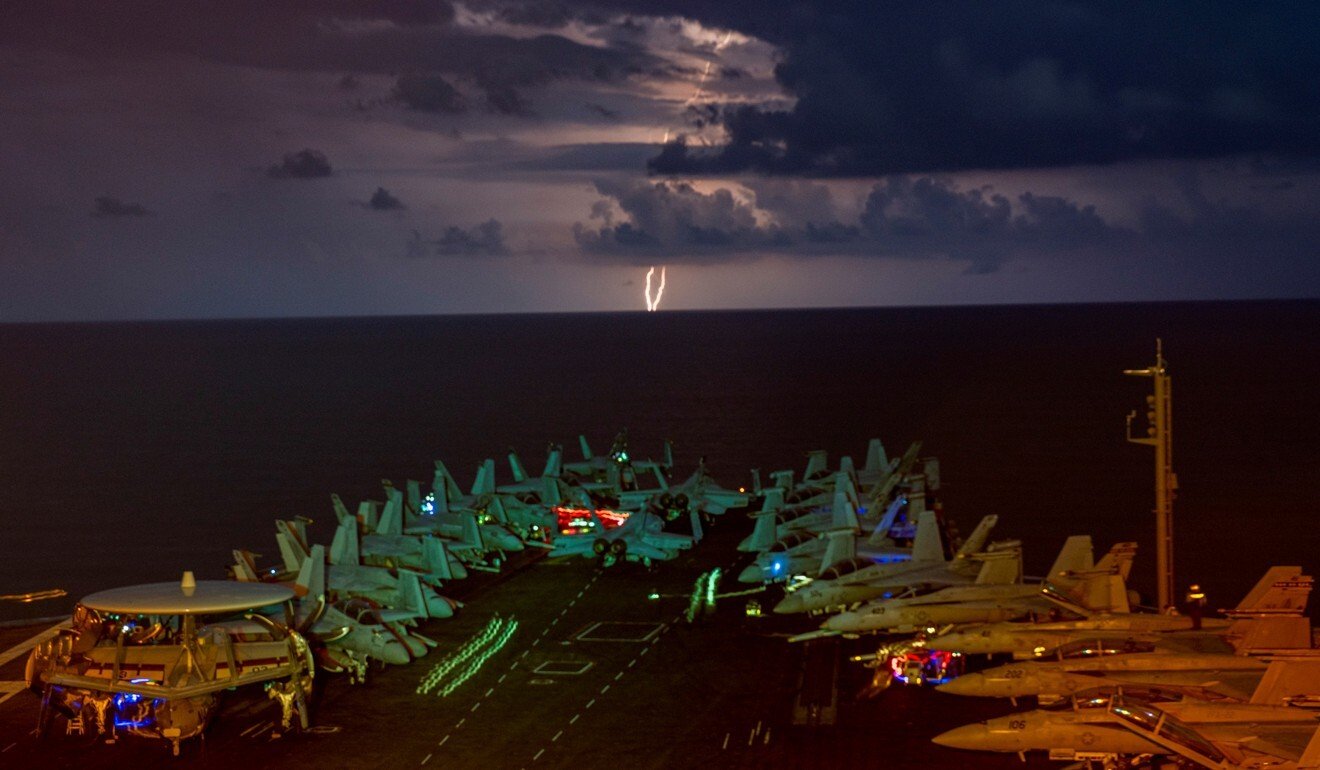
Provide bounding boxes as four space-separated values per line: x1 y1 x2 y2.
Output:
936 672 985 697
738 565 764 584
822 612 857 631
931 723 991 751
381 642 412 665
773 593 804 614
426 597 456 618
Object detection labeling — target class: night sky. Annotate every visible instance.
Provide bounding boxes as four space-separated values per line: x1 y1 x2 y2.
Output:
3 1 1318 320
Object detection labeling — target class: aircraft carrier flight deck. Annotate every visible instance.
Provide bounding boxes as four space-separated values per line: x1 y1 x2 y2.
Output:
0 515 1047 770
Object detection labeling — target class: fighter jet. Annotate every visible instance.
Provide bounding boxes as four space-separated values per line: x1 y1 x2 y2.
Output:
811 539 1134 636
562 431 674 482
231 544 428 677
665 457 751 516
931 565 1314 659
770 511 1004 611
937 569 1316 701
932 659 1320 767
548 507 702 567
275 519 459 620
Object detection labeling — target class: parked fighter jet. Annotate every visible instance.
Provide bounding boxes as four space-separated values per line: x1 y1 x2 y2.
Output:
275 520 459 619
562 431 673 482
771 511 1004 612
25 573 314 754
932 659 1320 767
549 508 702 567
666 457 751 516
931 565 1314 659
231 544 427 678
810 539 1133 637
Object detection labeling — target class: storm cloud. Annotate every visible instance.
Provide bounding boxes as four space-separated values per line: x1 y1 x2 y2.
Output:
643 1 1320 176
267 149 333 179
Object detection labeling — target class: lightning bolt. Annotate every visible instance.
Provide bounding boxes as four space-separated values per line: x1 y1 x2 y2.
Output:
644 265 667 311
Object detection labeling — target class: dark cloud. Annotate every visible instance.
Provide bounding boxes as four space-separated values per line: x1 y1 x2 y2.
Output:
395 74 467 113
576 175 1125 270
429 219 509 255
91 196 151 217
368 187 406 210
267 149 333 179
642 1 1320 176
491 1 575 28
1 2 663 99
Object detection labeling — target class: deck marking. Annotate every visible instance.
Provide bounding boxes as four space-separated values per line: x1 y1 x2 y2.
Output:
627 658 637 668
498 674 507 684
456 718 466 728
485 687 495 697
0 682 30 706
747 728 755 746
250 722 275 739
600 684 610 694
439 735 450 746
521 650 530 658
569 713 580 725
533 748 545 761
531 638 540 647
614 671 623 681
240 722 265 737
421 753 432 765
1 742 13 753
721 733 729 750
764 728 772 745
640 646 650 656
470 702 481 713
552 730 563 742
509 661 519 670
585 698 596 709
756 720 762 735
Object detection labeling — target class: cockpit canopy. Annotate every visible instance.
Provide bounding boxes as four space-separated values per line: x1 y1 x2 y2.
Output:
1050 639 1156 659
818 558 876 581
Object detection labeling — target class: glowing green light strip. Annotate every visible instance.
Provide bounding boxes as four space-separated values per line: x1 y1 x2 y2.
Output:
416 616 512 695
438 618 518 697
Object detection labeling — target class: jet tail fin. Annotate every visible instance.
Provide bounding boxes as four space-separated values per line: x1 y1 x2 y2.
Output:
1045 535 1095 586
543 445 562 479
863 438 887 476
406 480 422 515
1227 568 1314 652
471 459 495 496
329 518 360 566
974 549 1022 585
661 439 673 472
295 544 326 600
689 509 704 543
750 468 762 496
829 487 860 532
378 486 404 535
911 511 944 563
394 569 428 619
578 435 592 461
1231 566 1311 614
509 449 528 483
803 449 827 482
748 510 779 552
433 461 461 510
357 500 379 531
1092 540 1137 581
954 515 999 559
867 496 904 547
331 493 353 525
275 528 307 573
231 550 260 582
1249 659 1320 705
422 537 453 581
819 530 855 575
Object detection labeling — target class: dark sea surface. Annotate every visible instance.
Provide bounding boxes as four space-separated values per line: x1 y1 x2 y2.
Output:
1 301 1316 622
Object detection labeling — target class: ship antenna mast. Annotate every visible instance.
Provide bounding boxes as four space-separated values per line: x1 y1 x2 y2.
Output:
1124 339 1177 611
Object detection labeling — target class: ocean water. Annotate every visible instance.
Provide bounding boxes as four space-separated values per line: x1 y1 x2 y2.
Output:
1 301 1316 622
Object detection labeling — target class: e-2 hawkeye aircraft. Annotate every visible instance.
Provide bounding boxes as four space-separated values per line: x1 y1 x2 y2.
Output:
25 573 314 755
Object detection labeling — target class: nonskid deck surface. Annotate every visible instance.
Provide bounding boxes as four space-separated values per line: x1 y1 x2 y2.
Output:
0 520 1047 769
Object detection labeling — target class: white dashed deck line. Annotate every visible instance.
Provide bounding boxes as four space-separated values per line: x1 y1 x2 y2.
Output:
721 733 730 750
614 671 624 681
639 647 649 657
533 748 545 761
485 687 494 697
470 702 481 713
599 684 610 694
585 698 596 709
421 753 432 765
498 674 507 684
552 730 563 742
439 735 450 746
3 742 17 753
569 713 580 725
456 718 466 728
531 638 540 647
627 658 637 668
